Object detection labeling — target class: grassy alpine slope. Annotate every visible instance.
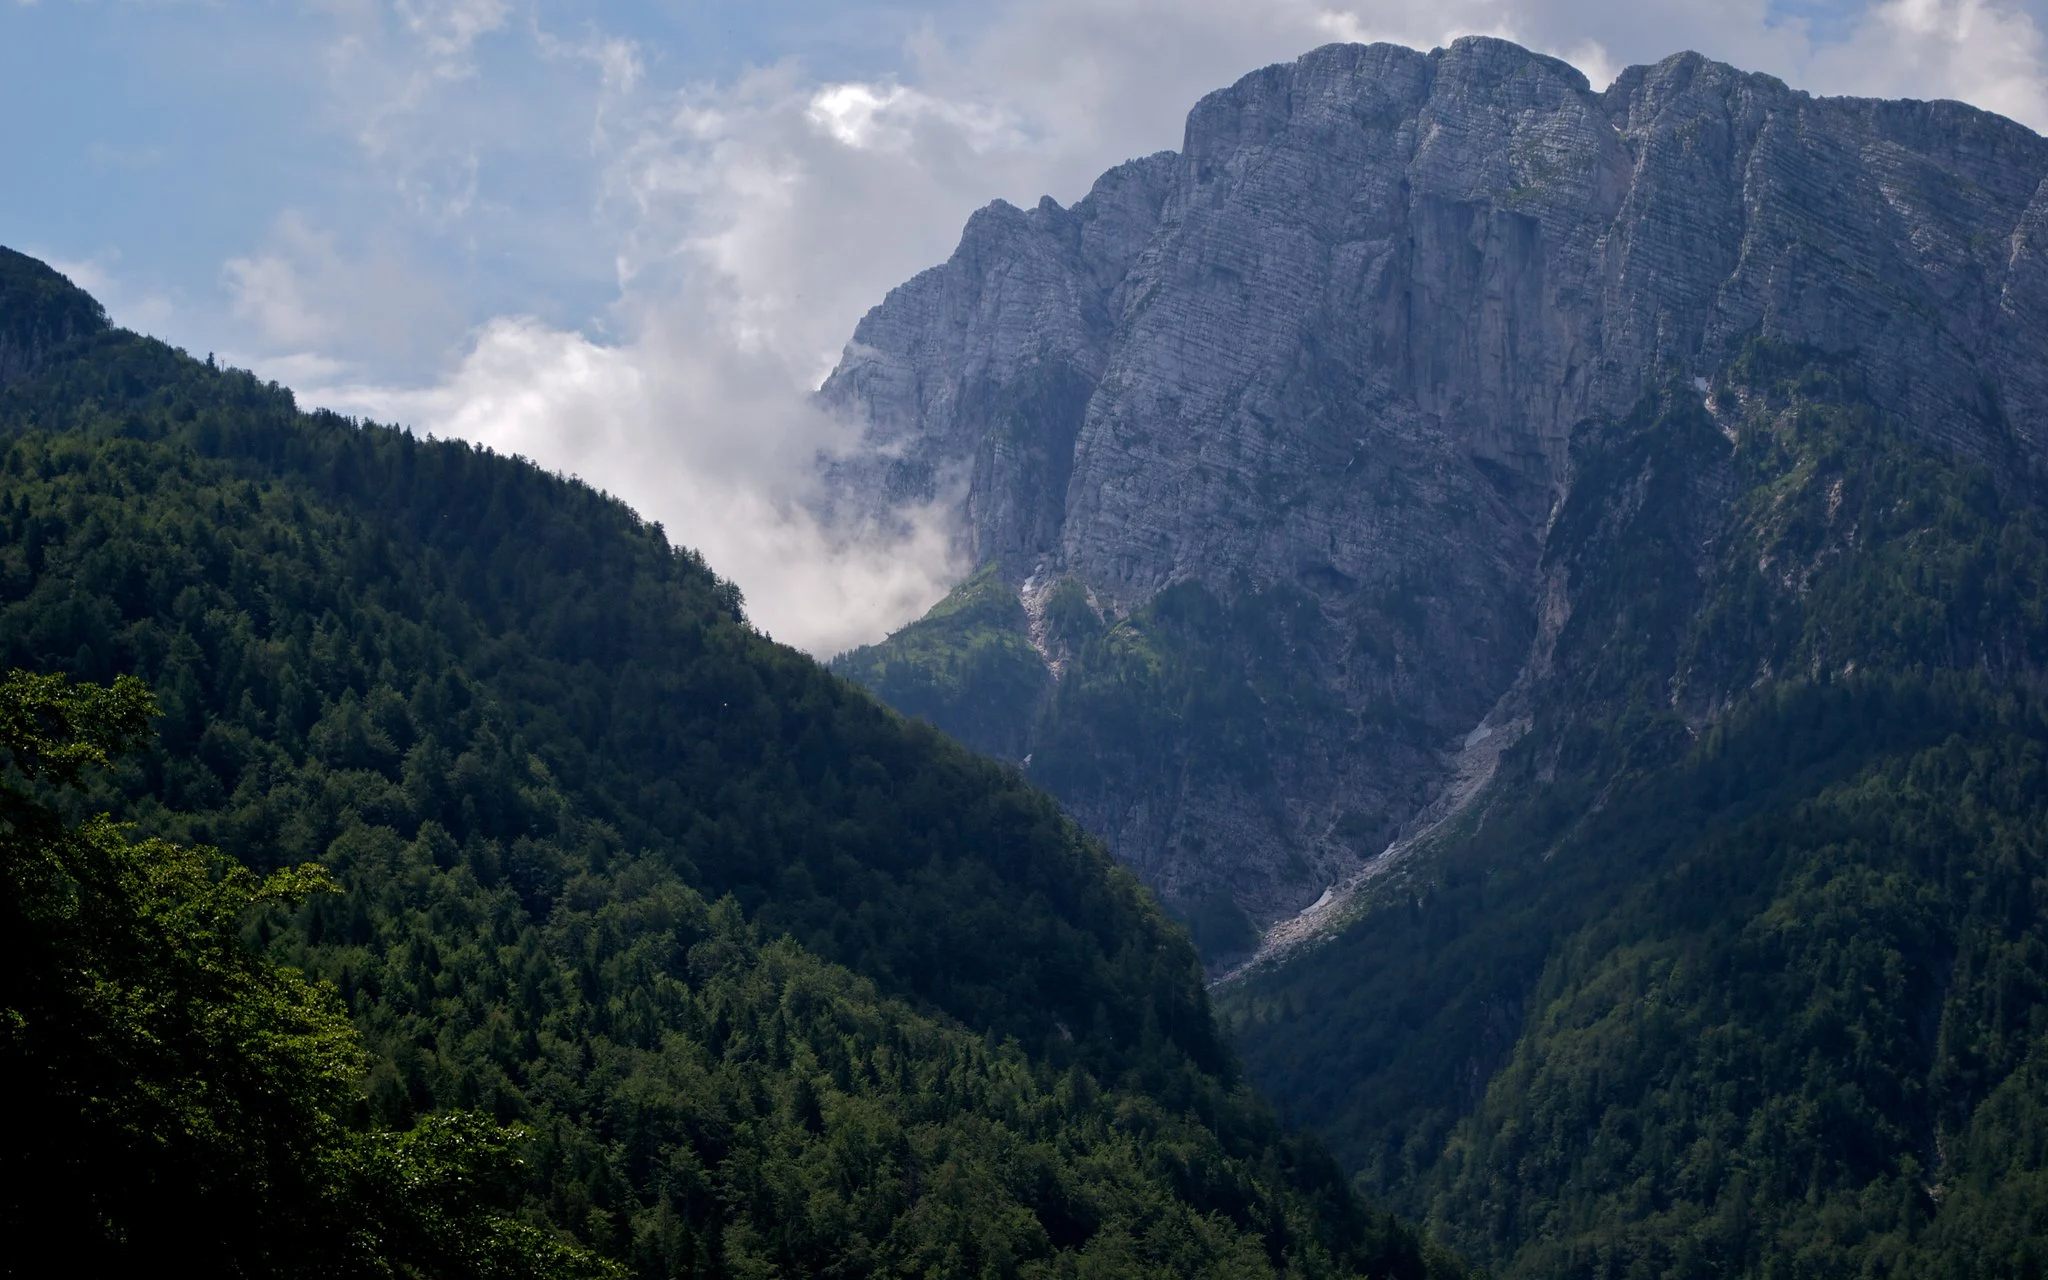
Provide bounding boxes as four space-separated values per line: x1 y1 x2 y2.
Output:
0 247 1454 1279
1222 345 2048 1278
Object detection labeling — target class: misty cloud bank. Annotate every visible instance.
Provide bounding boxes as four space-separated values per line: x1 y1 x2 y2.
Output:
222 0 2048 655
322 311 967 658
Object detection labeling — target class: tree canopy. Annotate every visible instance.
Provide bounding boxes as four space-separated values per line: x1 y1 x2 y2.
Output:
1222 347 2048 1278
0 249 1454 1279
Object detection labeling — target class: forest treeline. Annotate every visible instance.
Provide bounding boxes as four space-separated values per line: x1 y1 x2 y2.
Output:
0 247 1454 1278
3 670 613 1277
1222 348 2048 1278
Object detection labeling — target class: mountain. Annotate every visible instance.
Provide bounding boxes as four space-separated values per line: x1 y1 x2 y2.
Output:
822 37 2048 1277
0 249 1455 1278
1219 345 2048 1276
0 247 108 386
822 38 2048 957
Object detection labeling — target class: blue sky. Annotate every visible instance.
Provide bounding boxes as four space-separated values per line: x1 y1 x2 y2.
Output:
3 2 967 369
5 0 2046 651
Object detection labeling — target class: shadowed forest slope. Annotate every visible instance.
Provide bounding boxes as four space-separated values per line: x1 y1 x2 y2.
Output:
1222 348 2048 1279
0 248 1454 1280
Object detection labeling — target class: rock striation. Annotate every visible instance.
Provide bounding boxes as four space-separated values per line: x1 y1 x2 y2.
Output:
821 37 2048 944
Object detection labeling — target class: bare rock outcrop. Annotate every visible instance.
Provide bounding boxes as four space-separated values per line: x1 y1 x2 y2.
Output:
821 38 2048 939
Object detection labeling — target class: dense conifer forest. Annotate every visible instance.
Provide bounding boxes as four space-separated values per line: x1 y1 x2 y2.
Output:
1221 348 2048 1277
15 197 2048 1278
823 297 2048 1278
0 247 1454 1279
845 335 2048 1277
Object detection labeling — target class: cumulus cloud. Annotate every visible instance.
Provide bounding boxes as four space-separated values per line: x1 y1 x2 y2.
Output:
395 0 509 62
315 314 966 658
38 251 174 336
224 213 462 367
1808 0 2048 125
254 0 2048 656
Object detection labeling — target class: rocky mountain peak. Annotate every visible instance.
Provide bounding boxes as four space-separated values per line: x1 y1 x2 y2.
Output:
824 38 2048 945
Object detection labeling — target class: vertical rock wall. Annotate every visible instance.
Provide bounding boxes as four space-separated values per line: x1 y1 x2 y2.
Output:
821 37 2048 935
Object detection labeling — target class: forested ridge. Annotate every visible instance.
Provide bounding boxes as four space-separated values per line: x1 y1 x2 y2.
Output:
834 538 1376 965
825 289 2048 1275
1222 347 2048 1278
0 247 1452 1278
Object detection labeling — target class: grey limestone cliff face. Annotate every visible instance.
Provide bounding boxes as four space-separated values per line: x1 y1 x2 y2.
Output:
819 152 1178 556
820 38 2048 939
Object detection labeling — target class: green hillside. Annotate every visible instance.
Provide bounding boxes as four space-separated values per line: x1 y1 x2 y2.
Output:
0 249 1453 1279
831 562 1050 763
4 670 615 1278
1221 346 2048 1277
832 557 1366 963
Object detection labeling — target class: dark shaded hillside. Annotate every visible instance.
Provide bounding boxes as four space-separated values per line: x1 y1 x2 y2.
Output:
0 246 108 386
3 671 611 1279
832 565 1352 964
1221 348 2048 1277
0 249 1454 1278
0 329 1215 1085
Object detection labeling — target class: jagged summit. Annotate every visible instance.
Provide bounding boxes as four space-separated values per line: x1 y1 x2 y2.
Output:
824 36 2048 939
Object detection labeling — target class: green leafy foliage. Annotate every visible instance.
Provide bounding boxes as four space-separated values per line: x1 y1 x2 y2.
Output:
1031 580 1333 803
0 670 609 1278
296 853 1439 1280
0 258 1456 1279
1421 713 2048 1279
0 328 1222 1086
1223 345 2048 1277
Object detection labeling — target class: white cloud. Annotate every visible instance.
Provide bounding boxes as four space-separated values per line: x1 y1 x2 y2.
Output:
1809 0 2048 126
314 0 514 220
225 218 342 349
251 0 2048 657
223 212 462 366
805 81 1028 154
395 0 509 61
41 251 175 336
1558 38 1621 89
310 315 966 657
